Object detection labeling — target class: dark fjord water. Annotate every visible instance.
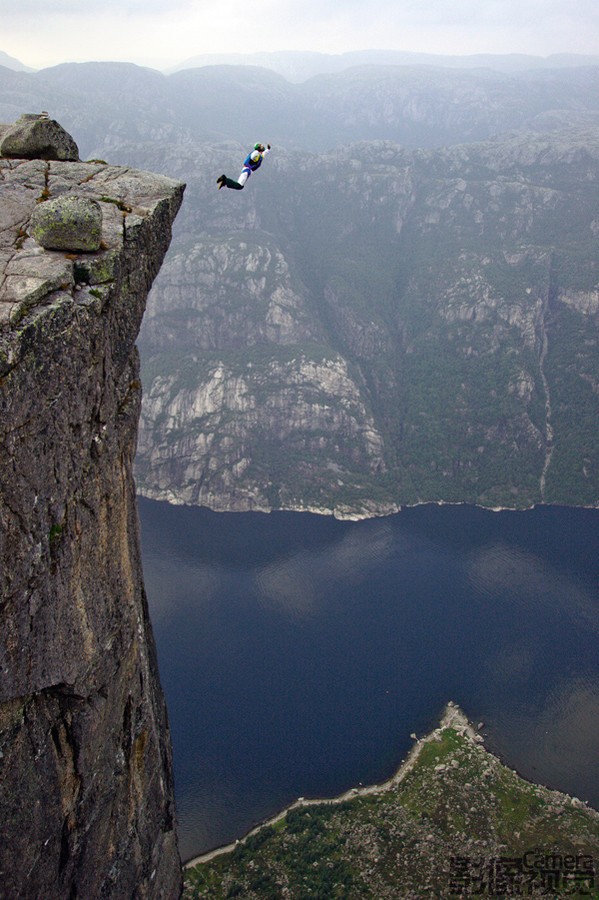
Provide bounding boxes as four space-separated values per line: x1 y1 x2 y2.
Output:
138 498 599 862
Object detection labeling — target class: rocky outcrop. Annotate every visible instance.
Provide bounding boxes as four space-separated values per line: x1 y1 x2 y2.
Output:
0 112 79 161
0 128 185 897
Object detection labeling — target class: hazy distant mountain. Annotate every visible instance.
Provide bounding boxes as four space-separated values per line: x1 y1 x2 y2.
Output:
169 49 599 82
2 60 597 515
0 50 34 72
2 60 598 157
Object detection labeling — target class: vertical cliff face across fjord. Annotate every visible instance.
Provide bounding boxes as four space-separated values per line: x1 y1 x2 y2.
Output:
0 119 185 897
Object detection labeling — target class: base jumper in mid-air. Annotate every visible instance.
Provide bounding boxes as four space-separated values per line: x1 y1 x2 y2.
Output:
217 143 271 190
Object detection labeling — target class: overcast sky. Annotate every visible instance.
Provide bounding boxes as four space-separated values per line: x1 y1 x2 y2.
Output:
2 0 598 70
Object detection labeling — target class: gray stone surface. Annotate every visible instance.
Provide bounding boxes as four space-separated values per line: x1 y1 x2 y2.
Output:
0 145 185 898
30 194 103 251
0 113 79 161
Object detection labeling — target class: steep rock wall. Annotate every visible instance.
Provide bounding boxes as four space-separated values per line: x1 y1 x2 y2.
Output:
0 151 185 897
136 133 599 515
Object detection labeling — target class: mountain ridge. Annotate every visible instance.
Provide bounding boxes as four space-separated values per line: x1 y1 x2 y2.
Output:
170 49 599 81
2 59 599 155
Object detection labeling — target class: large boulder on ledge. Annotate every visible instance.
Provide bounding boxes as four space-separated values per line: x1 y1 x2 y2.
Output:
31 195 103 251
0 112 79 161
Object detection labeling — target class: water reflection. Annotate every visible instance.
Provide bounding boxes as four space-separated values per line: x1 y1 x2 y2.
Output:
255 520 394 617
139 499 599 860
468 541 599 634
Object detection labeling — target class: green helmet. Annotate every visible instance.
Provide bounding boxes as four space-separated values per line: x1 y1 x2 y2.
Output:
254 142 264 151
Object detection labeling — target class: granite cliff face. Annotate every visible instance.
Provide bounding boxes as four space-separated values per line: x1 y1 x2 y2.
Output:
136 130 599 516
0 118 185 897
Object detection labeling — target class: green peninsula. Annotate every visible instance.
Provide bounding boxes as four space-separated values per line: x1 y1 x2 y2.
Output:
184 704 599 898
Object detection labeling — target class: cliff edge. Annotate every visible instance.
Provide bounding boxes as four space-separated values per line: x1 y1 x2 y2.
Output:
0 117 185 897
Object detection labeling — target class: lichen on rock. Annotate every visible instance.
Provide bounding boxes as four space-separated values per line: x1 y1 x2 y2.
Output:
30 194 103 251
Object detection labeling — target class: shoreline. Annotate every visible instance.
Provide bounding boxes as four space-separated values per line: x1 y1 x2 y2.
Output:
184 702 480 869
137 487 598 523
183 699 599 870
